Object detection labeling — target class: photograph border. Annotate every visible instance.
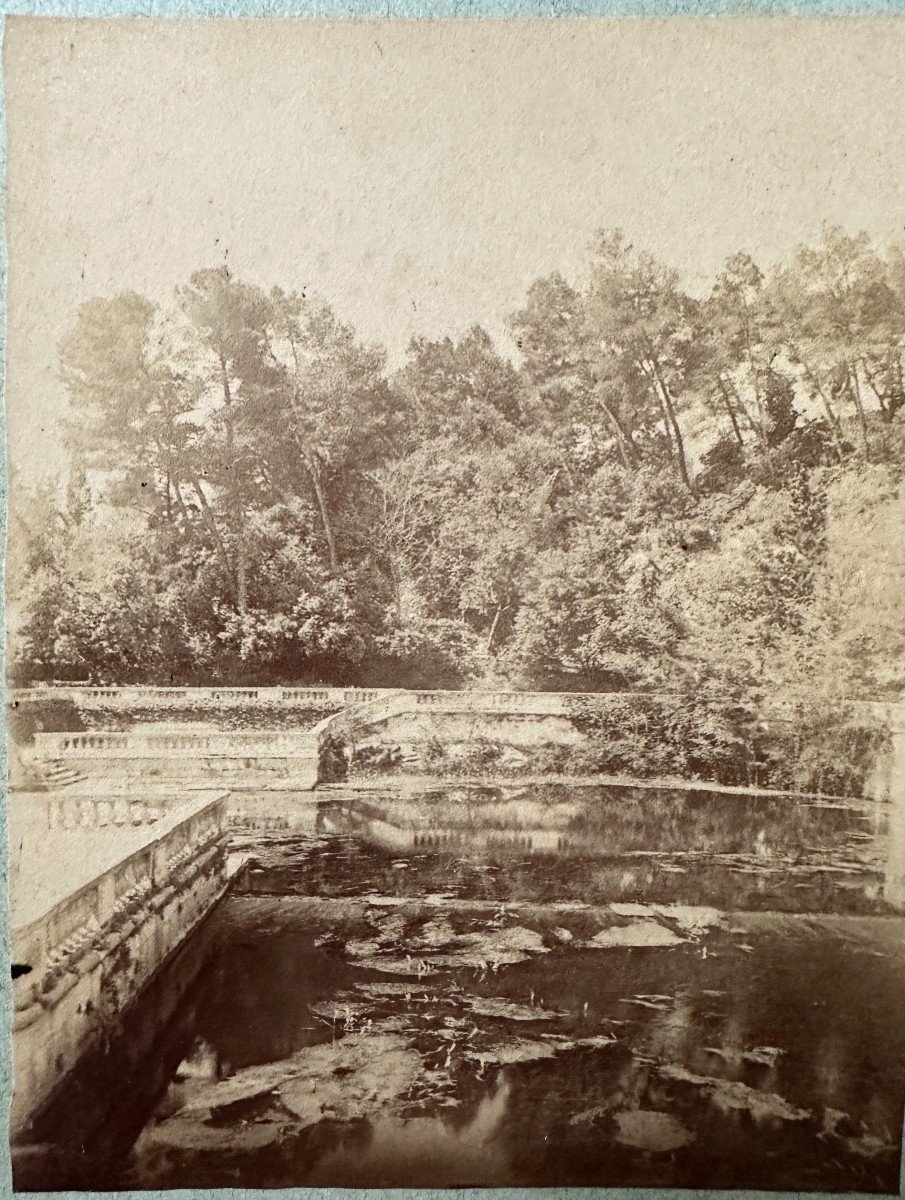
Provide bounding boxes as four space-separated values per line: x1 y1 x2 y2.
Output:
2 3 904 1198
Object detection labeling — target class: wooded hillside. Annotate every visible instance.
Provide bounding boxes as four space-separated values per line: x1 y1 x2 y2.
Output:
10 225 904 788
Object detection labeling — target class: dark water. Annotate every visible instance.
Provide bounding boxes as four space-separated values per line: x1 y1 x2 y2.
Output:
246 783 894 913
14 784 905 1194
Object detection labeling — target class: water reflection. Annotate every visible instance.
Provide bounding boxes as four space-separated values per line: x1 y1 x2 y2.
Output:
16 889 905 1194
239 782 892 912
12 780 905 1194
307 1080 515 1188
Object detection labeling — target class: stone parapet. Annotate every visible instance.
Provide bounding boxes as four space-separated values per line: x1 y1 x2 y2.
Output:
9 792 229 1139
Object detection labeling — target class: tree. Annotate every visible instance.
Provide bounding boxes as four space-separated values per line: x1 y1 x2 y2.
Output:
396 325 526 449
768 226 905 455
581 231 701 491
701 252 800 448
258 287 402 574
177 267 278 611
60 291 201 521
513 273 645 473
26 230 905 732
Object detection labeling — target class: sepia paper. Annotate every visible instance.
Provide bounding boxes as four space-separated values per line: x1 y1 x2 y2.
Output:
3 14 905 1196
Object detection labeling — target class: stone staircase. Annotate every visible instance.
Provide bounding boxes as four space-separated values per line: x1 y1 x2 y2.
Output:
31 730 322 792
38 760 87 791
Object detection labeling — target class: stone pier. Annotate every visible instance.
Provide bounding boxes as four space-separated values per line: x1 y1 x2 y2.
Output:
865 702 905 908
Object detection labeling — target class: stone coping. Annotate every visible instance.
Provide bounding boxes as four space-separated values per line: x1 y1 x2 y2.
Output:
8 790 227 933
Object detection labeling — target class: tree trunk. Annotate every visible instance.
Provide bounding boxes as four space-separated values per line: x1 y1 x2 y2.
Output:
387 555 404 622
220 355 247 612
861 359 890 422
847 362 870 452
307 460 339 573
717 377 744 446
804 366 845 462
485 604 503 654
170 478 200 542
598 395 641 468
649 358 694 493
728 377 764 442
191 476 237 601
278 346 342 574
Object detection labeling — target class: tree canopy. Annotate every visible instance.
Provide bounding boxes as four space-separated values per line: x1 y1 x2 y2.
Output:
13 226 905 782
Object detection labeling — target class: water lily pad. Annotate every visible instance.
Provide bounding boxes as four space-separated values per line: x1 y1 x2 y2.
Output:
571 1033 618 1050
659 1065 809 1122
653 906 724 935
373 913 410 945
352 955 441 978
353 981 441 998
613 1109 695 1152
344 939 383 958
457 925 550 955
569 1105 610 1126
143 1117 287 1152
588 921 686 949
703 1045 784 1068
409 917 460 949
467 1039 559 1066
176 1069 281 1114
467 996 560 1022
309 1000 373 1022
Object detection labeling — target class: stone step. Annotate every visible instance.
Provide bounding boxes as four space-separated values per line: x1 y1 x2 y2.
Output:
39 761 87 790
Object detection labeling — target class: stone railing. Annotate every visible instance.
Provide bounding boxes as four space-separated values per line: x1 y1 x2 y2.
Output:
11 684 384 709
14 684 904 719
309 690 410 776
10 792 229 1136
410 689 608 714
34 730 321 759
13 684 627 718
12 793 226 989
44 795 168 830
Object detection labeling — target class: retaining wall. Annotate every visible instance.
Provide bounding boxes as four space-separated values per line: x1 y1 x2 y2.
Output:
10 792 230 1139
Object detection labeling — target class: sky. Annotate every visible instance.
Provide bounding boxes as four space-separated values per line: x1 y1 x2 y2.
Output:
5 15 905 478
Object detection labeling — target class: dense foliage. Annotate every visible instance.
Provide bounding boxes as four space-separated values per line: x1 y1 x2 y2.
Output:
10 227 905 788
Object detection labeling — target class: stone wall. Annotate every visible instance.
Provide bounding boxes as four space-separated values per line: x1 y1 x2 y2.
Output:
10 792 230 1139
864 707 905 907
32 730 322 790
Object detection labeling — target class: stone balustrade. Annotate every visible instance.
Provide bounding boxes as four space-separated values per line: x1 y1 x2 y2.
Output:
10 792 229 1137
14 685 904 723
13 683 620 713
11 684 384 708
45 795 166 829
35 730 319 758
411 689 601 714
12 794 225 991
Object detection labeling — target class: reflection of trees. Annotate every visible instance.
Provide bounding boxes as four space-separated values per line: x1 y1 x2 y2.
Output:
18 924 221 1190
486 922 905 1190
344 785 867 859
331 784 871 869
196 918 356 1070
24 887 905 1193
